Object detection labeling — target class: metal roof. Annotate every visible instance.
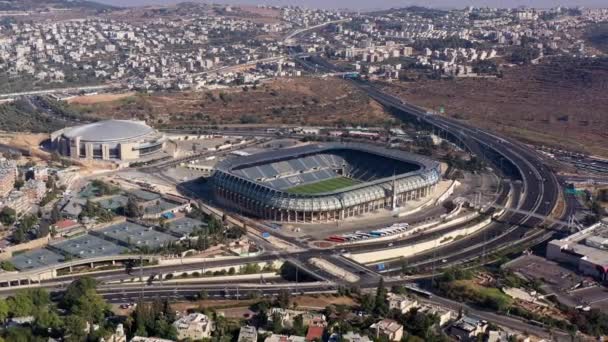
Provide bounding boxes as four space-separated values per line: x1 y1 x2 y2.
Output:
212 142 441 212
62 120 155 142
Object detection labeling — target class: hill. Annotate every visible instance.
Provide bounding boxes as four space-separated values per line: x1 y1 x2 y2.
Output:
381 57 608 157
67 78 393 129
585 23 608 54
0 0 117 12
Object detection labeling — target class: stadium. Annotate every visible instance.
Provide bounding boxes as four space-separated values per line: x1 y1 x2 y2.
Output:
212 143 441 223
50 120 166 162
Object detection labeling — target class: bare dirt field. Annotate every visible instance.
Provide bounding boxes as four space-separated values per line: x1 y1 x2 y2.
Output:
67 92 136 105
291 295 356 309
0 132 50 160
380 58 608 157
231 5 282 24
70 77 393 128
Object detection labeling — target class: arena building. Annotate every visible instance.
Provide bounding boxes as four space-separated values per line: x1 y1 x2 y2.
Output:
50 120 165 162
212 143 441 223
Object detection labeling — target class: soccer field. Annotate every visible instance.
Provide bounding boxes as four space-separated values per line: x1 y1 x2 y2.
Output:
287 177 360 194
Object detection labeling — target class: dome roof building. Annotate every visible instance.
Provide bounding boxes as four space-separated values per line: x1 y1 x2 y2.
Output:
51 120 165 162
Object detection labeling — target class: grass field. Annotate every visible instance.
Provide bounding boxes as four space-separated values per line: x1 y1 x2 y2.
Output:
287 177 360 194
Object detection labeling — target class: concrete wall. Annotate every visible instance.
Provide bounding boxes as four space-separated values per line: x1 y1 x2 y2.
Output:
348 217 492 264
0 235 50 260
119 142 138 160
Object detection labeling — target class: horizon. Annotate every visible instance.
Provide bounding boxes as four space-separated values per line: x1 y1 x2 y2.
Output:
91 0 608 10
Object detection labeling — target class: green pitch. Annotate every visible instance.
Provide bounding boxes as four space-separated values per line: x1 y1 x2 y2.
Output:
287 177 360 194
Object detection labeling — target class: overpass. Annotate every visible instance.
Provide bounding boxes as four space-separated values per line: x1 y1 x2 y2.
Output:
0 254 158 287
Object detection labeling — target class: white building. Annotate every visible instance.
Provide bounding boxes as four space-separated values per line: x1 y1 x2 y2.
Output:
264 334 306 342
238 326 258 342
172 313 214 340
370 319 403 342
387 293 418 313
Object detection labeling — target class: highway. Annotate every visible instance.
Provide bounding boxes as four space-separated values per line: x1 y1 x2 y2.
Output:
0 51 570 340
355 82 561 273
290 54 563 274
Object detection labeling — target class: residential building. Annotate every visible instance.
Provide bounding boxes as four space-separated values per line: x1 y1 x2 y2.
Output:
130 337 175 342
3 191 31 214
264 334 306 342
105 323 127 342
21 179 46 202
306 326 324 341
0 159 17 198
449 316 489 341
418 303 453 326
341 332 371 342
387 293 418 313
172 313 214 340
370 319 403 342
238 326 258 342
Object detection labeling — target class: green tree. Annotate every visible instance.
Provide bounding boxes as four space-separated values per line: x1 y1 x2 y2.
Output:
50 205 61 224
0 298 9 322
73 288 108 323
60 277 98 311
125 196 142 218
13 179 24 190
360 293 375 313
3 327 41 342
275 289 290 309
374 278 389 316
64 315 87 342
0 207 16 226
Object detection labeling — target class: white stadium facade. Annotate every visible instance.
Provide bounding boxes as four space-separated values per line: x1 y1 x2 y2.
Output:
51 120 165 162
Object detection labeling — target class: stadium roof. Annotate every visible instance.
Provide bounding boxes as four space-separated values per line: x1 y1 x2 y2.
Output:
62 120 155 142
215 142 439 196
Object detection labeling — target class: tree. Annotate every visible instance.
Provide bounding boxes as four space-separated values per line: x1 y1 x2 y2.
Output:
50 205 61 224
360 293 375 313
0 207 16 226
0 298 8 322
125 196 142 218
64 315 87 342
374 278 389 316
73 288 108 323
13 179 24 190
11 226 27 244
61 277 98 311
276 289 290 309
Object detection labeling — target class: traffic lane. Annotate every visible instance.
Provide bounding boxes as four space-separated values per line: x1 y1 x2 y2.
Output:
99 283 335 303
342 180 512 254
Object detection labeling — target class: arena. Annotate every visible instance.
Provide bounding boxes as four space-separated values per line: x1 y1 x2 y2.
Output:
212 143 441 223
50 120 165 162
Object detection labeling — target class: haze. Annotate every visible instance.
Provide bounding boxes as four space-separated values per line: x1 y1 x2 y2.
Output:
93 0 608 10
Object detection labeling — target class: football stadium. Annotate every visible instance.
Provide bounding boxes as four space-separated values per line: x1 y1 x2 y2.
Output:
212 143 441 223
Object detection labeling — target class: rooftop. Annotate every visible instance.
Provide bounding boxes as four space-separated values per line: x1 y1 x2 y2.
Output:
62 120 155 142
11 248 65 271
94 221 178 249
50 234 127 258
165 217 207 236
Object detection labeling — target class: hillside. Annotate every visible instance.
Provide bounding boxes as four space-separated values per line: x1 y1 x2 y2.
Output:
585 23 608 54
381 57 608 157
68 78 393 129
0 0 116 12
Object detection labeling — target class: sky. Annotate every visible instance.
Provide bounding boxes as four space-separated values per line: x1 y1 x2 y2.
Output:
93 0 608 10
